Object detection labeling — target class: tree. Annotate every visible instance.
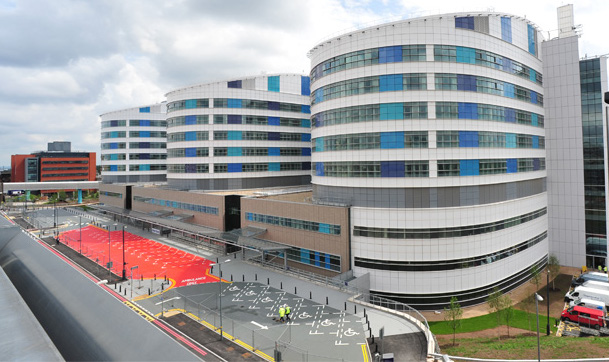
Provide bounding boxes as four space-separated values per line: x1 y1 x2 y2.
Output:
530 265 542 292
501 294 514 338
548 254 561 291
444 296 463 346
57 190 67 202
521 294 535 331
487 287 504 339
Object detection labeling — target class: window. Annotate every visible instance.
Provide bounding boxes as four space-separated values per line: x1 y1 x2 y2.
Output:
404 132 428 148
479 159 507 175
438 160 460 176
405 161 429 177
435 73 458 90
437 131 459 147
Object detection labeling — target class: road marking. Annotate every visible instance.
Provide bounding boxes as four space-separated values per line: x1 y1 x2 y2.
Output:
155 296 180 305
251 321 268 330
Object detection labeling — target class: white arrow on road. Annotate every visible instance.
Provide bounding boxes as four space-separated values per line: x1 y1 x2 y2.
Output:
251 321 268 330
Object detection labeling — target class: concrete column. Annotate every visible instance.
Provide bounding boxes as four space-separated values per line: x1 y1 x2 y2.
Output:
78 189 82 204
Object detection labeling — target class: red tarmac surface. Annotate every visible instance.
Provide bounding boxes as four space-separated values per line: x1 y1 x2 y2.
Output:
59 225 218 288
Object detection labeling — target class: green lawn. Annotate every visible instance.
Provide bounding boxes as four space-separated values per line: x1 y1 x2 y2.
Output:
429 309 557 335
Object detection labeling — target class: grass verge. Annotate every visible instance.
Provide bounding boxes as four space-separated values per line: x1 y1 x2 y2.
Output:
429 309 557 335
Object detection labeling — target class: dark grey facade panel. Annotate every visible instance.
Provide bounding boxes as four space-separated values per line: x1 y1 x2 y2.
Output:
313 178 546 208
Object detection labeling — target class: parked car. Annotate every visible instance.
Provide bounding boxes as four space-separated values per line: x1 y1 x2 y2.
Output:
582 280 609 292
572 272 609 287
569 298 607 314
561 305 605 330
565 286 609 306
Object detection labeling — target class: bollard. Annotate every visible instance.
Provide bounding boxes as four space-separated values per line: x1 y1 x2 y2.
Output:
294 286 297 294
148 288 151 295
230 274 233 282
371 334 374 343
344 302 347 311
267 278 270 285
124 288 126 296
366 315 368 324
242 275 245 282
161 283 164 291
114 283 117 289
154 274 156 280
354 305 357 314
326 296 328 305
280 282 283 290
364 308 367 318
255 273 257 281
119 285 122 292
216 257 219 263
234 252 237 259
220 271 223 278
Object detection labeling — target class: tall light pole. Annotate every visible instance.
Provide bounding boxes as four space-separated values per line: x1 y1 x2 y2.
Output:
211 259 231 341
546 268 550 336
535 293 543 362
122 225 127 281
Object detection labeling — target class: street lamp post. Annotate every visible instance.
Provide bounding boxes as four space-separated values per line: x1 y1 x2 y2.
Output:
122 225 127 281
535 293 543 362
546 269 550 336
211 259 231 341
131 265 138 300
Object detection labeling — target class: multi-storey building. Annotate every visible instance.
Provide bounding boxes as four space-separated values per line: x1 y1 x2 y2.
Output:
164 74 311 190
309 12 547 308
100 103 167 183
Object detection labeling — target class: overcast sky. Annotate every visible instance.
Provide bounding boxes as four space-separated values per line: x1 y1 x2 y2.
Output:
0 0 606 167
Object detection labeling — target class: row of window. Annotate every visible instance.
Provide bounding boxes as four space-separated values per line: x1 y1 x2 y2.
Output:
167 147 311 158
167 115 310 128
354 231 547 271
434 45 542 84
133 196 219 215
41 160 88 164
313 131 544 152
246 212 341 235
353 207 546 239
101 191 122 199
101 143 167 149
312 102 543 128
311 73 542 106
310 45 427 82
102 131 166 139
213 131 311 142
102 153 166 161
167 98 310 114
314 158 545 178
128 165 166 171
166 162 311 174
41 173 89 177
285 247 341 272
310 42 541 85
311 73 427 104
42 167 88 171
101 120 167 128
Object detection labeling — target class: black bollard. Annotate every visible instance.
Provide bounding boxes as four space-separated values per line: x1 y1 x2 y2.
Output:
154 274 156 280
242 275 245 282
326 296 328 305
230 274 233 282
354 305 357 314
255 273 257 281
267 278 270 285
148 288 151 295
280 282 283 289
309 291 312 299
295 286 297 294
114 283 117 289
124 288 126 296
220 271 223 278
344 302 347 311
161 284 164 291
119 285 122 292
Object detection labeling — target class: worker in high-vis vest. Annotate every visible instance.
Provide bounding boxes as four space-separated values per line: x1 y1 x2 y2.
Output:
279 306 286 323
285 305 291 322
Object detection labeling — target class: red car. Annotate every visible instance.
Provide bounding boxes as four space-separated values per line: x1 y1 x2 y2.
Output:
561 305 605 330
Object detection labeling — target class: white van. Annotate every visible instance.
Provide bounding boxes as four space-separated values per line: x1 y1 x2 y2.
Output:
582 280 609 292
565 286 609 306
569 298 607 314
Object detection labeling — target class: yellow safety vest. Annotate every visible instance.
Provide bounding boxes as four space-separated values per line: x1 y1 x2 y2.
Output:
279 307 285 317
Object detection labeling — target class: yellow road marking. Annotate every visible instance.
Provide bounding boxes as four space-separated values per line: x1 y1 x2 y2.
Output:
124 300 155 322
361 344 369 362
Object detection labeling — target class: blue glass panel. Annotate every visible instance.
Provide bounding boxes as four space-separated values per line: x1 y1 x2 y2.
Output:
505 108 516 123
302 162 311 171
228 163 242 172
301 148 311 156
301 105 311 114
456 46 476 64
140 153 150 160
379 46 402 63
315 138 324 152
141 164 150 171
268 76 280 92
246 212 253 221
300 249 308 263
457 74 477 91
140 120 150 126
301 134 311 142
379 103 404 120
504 83 515 98
380 132 405 149
139 107 150 113
227 99 242 108
315 162 324 176
109 154 117 160
227 115 242 124
268 147 280 156
319 223 331 234
460 160 479 176
507 159 518 173
381 161 405 177
227 131 242 140
530 91 538 104
268 101 280 110
532 136 539 149
139 142 150 148
110 143 118 149
314 252 321 267
185 115 197 125
325 254 331 269
185 131 197 141
110 165 117 171
506 133 516 148
459 131 479 147
530 69 537 82
268 116 280 126
110 120 118 127
501 17 512 43
458 103 478 119
228 80 242 88
379 74 403 92
503 58 513 73
527 24 536 55
185 99 197 109
139 131 150 138
301 76 311 96
315 88 324 103
268 132 280 141
455 16 474 30
301 119 310 128
533 158 540 171
269 162 280 171
531 114 538 127
228 147 242 156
